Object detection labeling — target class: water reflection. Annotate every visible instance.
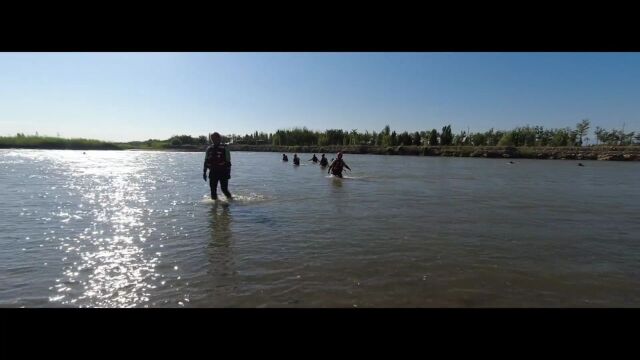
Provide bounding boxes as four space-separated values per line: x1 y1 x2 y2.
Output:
208 203 232 246
46 151 158 307
200 203 243 306
206 203 235 282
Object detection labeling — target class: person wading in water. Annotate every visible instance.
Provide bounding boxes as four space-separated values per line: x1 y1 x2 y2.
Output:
327 151 351 178
203 132 233 201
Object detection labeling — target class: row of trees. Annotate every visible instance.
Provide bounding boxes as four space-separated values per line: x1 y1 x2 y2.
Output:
223 119 639 147
131 119 638 148
16 120 639 148
594 127 638 146
261 125 454 147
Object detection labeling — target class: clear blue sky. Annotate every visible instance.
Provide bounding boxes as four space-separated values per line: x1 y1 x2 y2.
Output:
0 52 638 142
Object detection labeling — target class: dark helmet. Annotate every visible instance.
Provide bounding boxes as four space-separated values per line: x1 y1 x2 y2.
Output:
337 151 343 159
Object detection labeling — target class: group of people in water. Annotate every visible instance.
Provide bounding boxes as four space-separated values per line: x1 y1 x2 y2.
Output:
282 152 351 177
204 132 353 201
203 131 587 202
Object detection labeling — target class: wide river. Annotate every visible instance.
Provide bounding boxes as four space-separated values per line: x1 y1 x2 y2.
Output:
1 149 639 307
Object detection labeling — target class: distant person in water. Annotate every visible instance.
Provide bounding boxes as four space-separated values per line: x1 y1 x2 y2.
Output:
293 154 300 166
308 154 318 163
203 132 232 201
578 162 584 166
319 154 328 167
327 152 351 178
282 153 288 162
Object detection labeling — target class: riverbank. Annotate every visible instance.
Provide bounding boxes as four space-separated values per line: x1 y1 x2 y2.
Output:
227 144 640 161
0 136 122 150
2 138 639 160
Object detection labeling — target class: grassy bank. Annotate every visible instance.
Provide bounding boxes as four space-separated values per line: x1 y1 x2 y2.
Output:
2 135 638 160
0 135 205 151
0 135 122 150
0 138 369 152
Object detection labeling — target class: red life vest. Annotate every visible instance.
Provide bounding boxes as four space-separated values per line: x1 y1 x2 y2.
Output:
206 145 228 168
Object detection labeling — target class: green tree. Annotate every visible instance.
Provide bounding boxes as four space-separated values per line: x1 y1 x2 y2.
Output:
594 127 605 145
350 129 359 145
440 125 453 145
428 129 438 145
575 119 590 146
362 130 372 145
470 132 486 146
549 129 571 146
484 128 501 146
623 131 635 145
398 131 411 145
498 132 515 146
412 131 421 145
568 128 578 146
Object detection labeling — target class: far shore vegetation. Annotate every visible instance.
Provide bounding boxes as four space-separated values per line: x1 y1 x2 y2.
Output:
2 120 639 153
0 134 121 150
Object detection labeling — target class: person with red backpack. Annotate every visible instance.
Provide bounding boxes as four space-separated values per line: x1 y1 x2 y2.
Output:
203 132 233 200
327 151 351 178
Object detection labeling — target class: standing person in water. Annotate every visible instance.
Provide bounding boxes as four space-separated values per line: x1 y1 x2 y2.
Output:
282 153 288 162
308 154 319 163
327 151 351 178
293 154 300 166
203 132 233 201
319 154 328 167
